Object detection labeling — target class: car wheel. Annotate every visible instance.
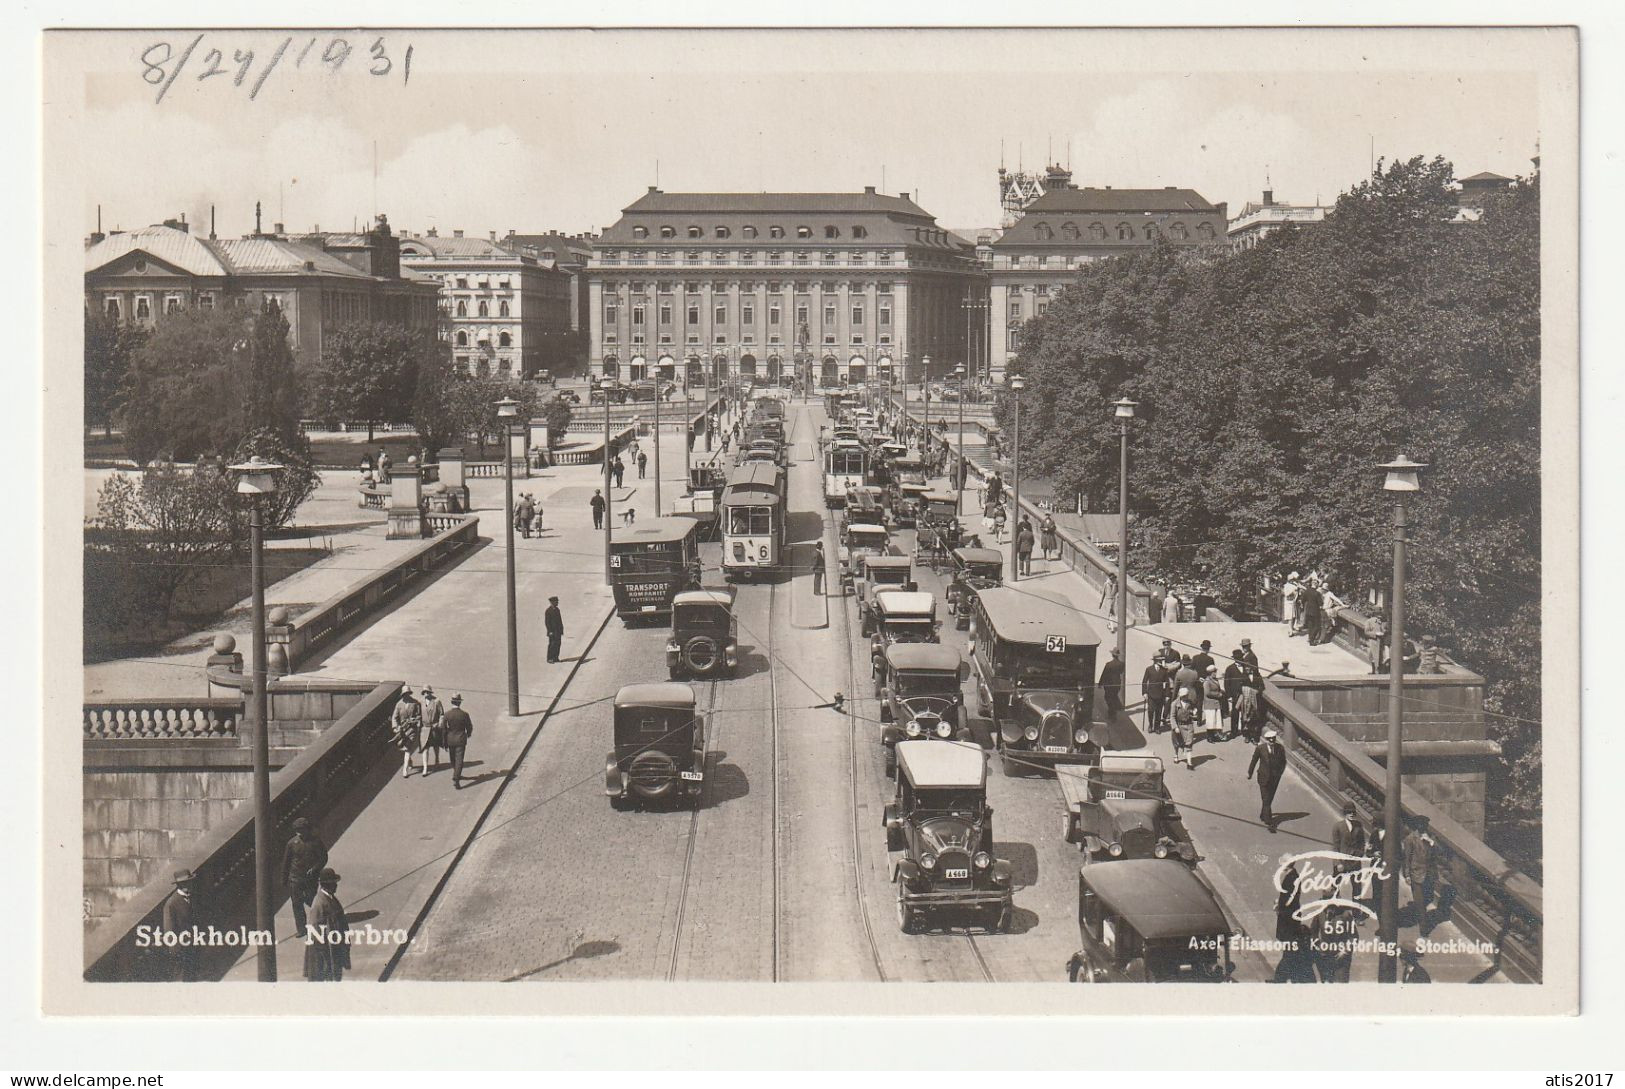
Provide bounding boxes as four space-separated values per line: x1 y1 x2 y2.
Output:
884 745 896 778
682 635 721 674
895 882 915 934
1000 750 1023 777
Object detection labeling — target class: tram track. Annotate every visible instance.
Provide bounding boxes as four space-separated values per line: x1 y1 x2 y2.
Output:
664 669 720 983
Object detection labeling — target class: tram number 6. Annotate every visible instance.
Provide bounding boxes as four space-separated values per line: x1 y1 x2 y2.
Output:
759 544 769 560
1045 635 1067 653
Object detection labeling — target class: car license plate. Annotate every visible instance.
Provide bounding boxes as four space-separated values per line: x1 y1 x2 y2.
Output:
642 605 658 612
1044 745 1069 754
944 868 969 880
680 771 703 781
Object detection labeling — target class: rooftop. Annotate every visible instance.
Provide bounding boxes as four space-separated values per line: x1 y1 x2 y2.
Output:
896 739 985 789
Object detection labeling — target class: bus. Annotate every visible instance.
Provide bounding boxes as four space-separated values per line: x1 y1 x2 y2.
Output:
609 517 703 621
720 460 787 580
824 440 868 508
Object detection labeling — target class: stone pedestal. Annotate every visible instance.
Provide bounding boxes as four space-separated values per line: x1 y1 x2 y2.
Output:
436 447 469 512
387 460 425 539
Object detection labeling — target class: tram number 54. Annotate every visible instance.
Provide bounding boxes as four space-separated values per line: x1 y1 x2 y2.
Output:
1045 635 1067 653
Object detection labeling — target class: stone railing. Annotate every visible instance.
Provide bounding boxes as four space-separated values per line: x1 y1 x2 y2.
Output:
84 680 402 982
271 515 479 672
1259 682 1542 983
83 699 242 741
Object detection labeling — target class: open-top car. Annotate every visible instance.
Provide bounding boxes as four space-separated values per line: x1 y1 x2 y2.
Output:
885 740 1013 932
868 590 940 677
1058 754 1193 862
878 643 971 775
1065 859 1232 982
665 589 739 679
840 523 892 590
605 683 706 810
945 546 1005 629
856 555 916 634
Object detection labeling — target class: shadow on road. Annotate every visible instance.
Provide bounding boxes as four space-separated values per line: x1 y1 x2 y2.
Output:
995 840 1040 888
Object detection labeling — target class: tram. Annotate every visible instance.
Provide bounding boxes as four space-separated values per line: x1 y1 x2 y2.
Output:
720 460 787 580
823 440 869 508
608 517 703 621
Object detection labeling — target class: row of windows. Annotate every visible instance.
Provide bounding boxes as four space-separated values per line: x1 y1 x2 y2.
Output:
1029 220 1216 242
606 302 890 327
630 223 872 241
605 281 896 296
454 299 511 317
453 330 514 348
100 291 281 320
433 275 512 290
602 249 897 267
607 332 893 348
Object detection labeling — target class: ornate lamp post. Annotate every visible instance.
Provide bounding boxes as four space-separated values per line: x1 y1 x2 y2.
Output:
228 455 281 982
1113 398 1138 664
921 354 932 439
953 362 967 515
601 378 616 585
1378 454 1426 982
652 370 663 517
1008 374 1025 582
496 397 522 718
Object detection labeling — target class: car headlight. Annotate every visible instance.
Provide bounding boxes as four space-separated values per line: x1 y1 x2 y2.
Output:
1074 727 1089 744
1108 842 1124 857
973 851 991 870
935 721 952 738
1154 843 1170 859
905 721 922 737
921 853 937 871
1023 725 1040 741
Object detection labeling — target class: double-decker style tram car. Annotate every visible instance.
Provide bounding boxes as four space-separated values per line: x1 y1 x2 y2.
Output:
720 460 787 580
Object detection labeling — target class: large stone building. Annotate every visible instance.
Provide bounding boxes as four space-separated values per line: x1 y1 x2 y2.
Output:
587 187 981 389
1227 189 1332 252
397 231 574 378
84 212 439 363
504 230 596 375
987 184 1228 380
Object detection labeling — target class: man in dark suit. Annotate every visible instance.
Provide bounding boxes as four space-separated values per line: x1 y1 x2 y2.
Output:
1190 639 1215 678
1247 727 1289 831
1330 802 1367 875
545 595 564 663
443 694 474 789
1223 653 1249 738
303 869 350 982
1098 649 1125 718
160 868 198 982
279 816 328 938
1238 637 1260 670
1141 660 1169 733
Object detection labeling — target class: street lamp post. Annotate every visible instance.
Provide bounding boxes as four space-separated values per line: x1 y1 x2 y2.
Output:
653 373 663 516
496 397 522 718
1113 398 1138 665
921 354 932 442
228 455 282 982
602 378 615 585
1377 454 1425 982
1008 374 1025 581
953 363 967 515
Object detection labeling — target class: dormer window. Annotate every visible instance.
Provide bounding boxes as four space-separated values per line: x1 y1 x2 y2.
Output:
797 225 812 239
1117 223 1133 240
1034 222 1054 241
632 226 648 239
852 225 867 239
1062 222 1080 240
743 225 758 239
1089 222 1106 240
687 226 702 238
825 225 840 239
769 226 785 239
660 225 676 239
716 226 730 239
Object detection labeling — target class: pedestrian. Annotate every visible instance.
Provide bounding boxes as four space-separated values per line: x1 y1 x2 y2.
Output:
378 449 392 484
1223 652 1248 738
1164 588 1182 624
421 685 446 770
1040 514 1058 560
1190 639 1215 678
637 450 648 479
1331 802 1367 875
812 540 826 596
1175 656 1202 721
515 494 534 539
1403 815 1443 933
1238 637 1260 670
1310 887 1358 983
1156 638 1181 668
1365 615 1387 674
279 816 328 938
359 452 373 486
1238 666 1264 743
1317 581 1345 645
1141 658 1169 734
1098 648 1125 718
1282 571 1301 631
1362 823 1390 910
1202 665 1225 738
303 868 350 982
545 595 564 663
613 455 625 487
1299 579 1323 643
392 686 427 778
1247 727 1289 831
992 504 1006 541
530 499 545 537
1016 520 1035 576
986 472 1003 506
590 488 606 530
1273 856 1314 984
443 694 474 788
1171 688 1199 766
160 868 199 982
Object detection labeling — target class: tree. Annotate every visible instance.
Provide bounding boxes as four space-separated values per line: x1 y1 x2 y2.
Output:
409 334 462 456
305 321 419 441
88 462 234 623
542 395 573 448
444 374 542 458
84 311 145 437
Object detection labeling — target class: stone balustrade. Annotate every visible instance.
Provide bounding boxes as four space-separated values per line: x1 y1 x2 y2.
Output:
83 699 241 741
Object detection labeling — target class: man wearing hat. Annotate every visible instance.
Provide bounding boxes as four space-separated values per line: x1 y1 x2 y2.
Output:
420 685 446 771
1156 638 1181 668
443 695 475 788
279 816 329 938
1331 802 1367 875
1238 637 1259 670
545 595 565 664
303 869 350 982
1140 656 1170 734
1190 639 1215 679
161 868 198 982
1247 726 1289 832
1097 648 1126 720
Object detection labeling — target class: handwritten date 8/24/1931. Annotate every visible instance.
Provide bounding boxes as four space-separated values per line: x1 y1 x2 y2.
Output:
140 34 412 104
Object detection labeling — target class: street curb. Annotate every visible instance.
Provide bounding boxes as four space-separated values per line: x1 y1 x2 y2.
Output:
376 598 618 981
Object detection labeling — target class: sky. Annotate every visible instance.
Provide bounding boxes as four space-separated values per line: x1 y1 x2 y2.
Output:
63 28 1545 240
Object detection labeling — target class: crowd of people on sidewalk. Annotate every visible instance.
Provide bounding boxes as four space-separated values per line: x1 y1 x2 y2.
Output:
1279 569 1348 647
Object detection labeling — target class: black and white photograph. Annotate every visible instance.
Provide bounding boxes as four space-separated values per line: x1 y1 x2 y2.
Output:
23 17 1595 1045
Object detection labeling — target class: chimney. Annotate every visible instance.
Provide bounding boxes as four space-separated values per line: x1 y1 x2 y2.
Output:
1262 189 1274 206
453 229 464 238
489 230 496 241
648 185 661 193
274 222 285 235
304 260 316 271
426 226 438 238
864 185 876 195
255 201 262 235
209 204 216 240
899 191 910 201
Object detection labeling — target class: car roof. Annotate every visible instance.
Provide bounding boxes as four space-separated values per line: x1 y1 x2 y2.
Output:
614 682 697 709
923 491 958 503
864 555 913 569
876 590 935 615
894 456 925 467
886 643 963 671
610 517 701 546
954 546 1004 565
897 740 985 788
972 585 1102 646
673 589 733 607
847 523 887 535
1080 859 1229 939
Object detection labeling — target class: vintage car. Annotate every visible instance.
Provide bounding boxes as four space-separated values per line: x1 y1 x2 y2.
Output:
915 491 963 563
891 481 932 528
665 589 739 679
1058 755 1194 861
605 683 706 810
1065 859 1233 982
842 485 890 533
840 523 892 590
877 643 972 775
885 740 1014 932
868 590 940 676
944 546 1005 629
967 585 1106 775
856 555 917 634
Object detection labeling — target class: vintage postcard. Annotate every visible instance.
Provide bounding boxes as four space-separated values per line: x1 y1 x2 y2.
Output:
39 24 1578 1020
